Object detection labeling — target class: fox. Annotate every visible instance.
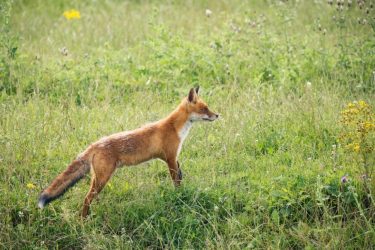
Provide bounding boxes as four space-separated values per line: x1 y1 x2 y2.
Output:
38 87 219 217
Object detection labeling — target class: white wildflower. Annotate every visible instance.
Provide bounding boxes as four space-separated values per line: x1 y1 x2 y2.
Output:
205 9 212 17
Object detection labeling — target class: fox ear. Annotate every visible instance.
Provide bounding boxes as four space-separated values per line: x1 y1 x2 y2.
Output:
195 86 200 95
188 88 197 103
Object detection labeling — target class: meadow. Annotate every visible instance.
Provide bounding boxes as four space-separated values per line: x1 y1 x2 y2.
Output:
0 0 374 248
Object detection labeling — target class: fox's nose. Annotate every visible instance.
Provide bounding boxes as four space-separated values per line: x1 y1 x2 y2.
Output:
215 114 219 118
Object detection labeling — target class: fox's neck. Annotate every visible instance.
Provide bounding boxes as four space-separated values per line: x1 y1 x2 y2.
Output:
165 101 193 141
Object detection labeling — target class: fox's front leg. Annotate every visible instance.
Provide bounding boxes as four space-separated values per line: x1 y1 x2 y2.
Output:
167 159 182 187
177 161 183 181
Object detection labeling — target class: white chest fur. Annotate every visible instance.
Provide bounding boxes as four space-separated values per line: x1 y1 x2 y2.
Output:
177 120 192 156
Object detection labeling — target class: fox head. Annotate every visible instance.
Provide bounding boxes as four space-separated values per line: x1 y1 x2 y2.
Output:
185 87 219 122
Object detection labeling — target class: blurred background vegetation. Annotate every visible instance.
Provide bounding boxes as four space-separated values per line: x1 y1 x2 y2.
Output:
0 0 374 249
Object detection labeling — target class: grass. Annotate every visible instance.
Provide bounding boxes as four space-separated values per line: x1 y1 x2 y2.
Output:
1 0 374 248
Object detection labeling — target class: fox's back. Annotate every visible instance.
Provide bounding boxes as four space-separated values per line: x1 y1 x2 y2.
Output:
92 123 165 166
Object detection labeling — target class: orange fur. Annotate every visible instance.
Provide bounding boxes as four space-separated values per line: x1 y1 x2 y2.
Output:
38 87 219 217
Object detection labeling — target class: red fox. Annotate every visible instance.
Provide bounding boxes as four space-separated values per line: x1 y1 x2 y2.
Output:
38 87 219 217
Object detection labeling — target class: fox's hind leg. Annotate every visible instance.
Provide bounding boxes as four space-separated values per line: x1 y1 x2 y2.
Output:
81 154 116 218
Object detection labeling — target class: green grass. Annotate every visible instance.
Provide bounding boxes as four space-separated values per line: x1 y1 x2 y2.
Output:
1 0 374 249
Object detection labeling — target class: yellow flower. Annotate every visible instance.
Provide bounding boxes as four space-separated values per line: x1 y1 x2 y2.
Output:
27 183 36 189
348 108 359 114
353 143 360 152
63 9 81 20
347 102 355 108
107 183 113 190
364 122 374 130
358 100 368 109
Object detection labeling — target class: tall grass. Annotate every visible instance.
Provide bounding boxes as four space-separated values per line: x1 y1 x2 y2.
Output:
1 0 374 248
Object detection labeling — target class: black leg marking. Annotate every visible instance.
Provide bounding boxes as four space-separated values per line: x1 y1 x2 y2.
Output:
177 161 183 180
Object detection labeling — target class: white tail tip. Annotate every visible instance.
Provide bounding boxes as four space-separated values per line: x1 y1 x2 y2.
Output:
38 200 45 209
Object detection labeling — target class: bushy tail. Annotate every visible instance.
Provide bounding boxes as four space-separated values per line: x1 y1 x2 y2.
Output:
38 159 90 209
